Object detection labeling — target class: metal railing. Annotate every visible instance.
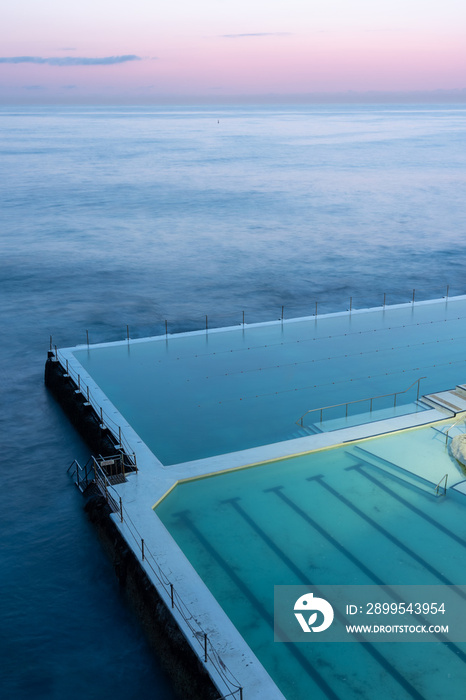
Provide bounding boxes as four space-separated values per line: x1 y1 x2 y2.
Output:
435 474 448 495
297 376 426 428
52 347 137 469
87 459 244 700
444 413 466 445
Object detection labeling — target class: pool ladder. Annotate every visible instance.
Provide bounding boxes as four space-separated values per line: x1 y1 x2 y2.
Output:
435 474 448 496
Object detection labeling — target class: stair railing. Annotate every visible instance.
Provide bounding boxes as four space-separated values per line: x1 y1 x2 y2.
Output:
297 376 426 428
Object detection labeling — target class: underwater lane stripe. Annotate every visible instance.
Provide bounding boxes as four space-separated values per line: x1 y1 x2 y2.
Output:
350 462 466 547
226 497 426 700
266 485 385 585
270 484 466 664
310 475 466 599
174 510 340 700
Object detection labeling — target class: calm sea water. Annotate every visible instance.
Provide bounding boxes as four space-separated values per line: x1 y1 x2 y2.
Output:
1 104 466 699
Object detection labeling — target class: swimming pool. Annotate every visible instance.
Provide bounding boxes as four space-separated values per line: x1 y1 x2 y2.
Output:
70 296 466 464
155 422 466 700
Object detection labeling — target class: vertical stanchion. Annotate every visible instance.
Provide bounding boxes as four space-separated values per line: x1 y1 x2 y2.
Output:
412 289 415 303
126 325 129 341
66 359 69 374
100 407 103 425
240 689 243 700
170 583 174 608
315 301 318 317
165 319 168 336
242 310 245 326
206 315 208 332
119 497 123 522
204 634 208 663
118 426 122 446
349 296 352 312
54 344 58 359
49 335 52 351
86 386 89 402
281 305 284 320
446 284 449 299
78 374 80 390
141 539 145 560
86 329 89 347
383 292 386 308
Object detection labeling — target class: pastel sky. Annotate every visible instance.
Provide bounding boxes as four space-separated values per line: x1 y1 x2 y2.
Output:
1 0 466 102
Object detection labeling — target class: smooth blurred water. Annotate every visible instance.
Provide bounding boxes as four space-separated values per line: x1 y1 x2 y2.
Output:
1 104 466 699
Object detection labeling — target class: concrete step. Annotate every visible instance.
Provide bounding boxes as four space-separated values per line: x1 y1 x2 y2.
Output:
421 390 466 415
350 445 440 496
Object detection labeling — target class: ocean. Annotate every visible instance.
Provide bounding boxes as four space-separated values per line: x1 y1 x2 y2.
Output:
1 103 466 699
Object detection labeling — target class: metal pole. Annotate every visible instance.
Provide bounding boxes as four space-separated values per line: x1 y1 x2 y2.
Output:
86 386 89 402
204 634 208 663
383 292 386 308
412 289 415 304
349 296 352 312
170 583 174 608
126 325 129 341
54 344 58 359
281 305 284 320
66 359 69 374
49 335 52 351
446 284 449 299
242 310 245 326
119 497 123 522
394 393 397 408
370 398 373 413
86 329 89 346
315 301 318 317
141 539 145 560
100 407 103 425
78 374 80 390
206 315 208 331
119 426 122 445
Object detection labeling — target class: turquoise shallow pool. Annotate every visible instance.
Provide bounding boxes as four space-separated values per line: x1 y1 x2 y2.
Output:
72 297 466 464
156 425 466 700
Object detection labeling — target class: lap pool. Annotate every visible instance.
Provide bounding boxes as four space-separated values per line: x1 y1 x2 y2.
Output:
155 423 466 700
69 296 466 465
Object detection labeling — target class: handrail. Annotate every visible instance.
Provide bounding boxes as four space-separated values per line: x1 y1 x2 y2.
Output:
435 473 448 495
297 376 426 427
89 461 244 700
445 412 466 445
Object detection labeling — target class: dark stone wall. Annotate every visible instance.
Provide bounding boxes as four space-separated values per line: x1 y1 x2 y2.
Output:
85 496 221 700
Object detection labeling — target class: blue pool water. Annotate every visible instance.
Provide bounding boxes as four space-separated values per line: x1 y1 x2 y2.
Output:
156 425 466 700
73 296 466 464
2 103 466 699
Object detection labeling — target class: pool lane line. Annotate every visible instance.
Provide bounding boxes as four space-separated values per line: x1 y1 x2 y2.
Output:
268 483 466 664
346 460 466 548
307 475 466 600
172 510 340 700
223 497 426 700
